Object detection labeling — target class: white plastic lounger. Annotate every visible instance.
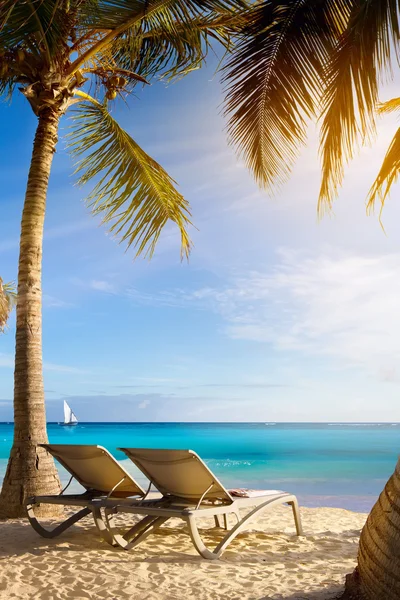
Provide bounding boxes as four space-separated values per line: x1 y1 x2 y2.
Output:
26 444 146 544
103 448 303 559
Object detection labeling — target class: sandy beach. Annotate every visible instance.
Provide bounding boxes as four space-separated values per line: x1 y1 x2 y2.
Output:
0 505 366 600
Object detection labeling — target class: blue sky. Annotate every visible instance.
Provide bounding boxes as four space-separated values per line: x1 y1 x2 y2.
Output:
1 57 400 422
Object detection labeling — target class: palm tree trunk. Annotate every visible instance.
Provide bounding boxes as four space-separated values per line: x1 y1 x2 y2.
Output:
0 108 62 518
344 458 400 599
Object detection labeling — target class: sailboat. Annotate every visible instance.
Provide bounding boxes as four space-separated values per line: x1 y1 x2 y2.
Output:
62 400 78 426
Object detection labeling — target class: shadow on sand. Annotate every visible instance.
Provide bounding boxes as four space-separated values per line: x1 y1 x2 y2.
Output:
259 585 345 600
0 516 359 563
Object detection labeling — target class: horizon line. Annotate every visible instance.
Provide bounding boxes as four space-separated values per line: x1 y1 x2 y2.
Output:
0 421 399 425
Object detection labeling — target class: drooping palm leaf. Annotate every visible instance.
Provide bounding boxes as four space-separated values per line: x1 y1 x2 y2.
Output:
367 127 400 210
0 279 16 332
68 93 192 258
366 97 400 208
319 0 400 211
223 0 351 193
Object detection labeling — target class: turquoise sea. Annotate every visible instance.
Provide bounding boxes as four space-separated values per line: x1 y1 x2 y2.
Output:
0 422 399 512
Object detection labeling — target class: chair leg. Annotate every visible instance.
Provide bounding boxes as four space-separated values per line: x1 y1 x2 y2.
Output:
26 502 91 539
104 508 169 551
186 514 219 560
233 508 241 523
288 498 304 536
123 515 160 542
215 512 237 529
186 494 303 560
91 506 118 546
214 515 224 528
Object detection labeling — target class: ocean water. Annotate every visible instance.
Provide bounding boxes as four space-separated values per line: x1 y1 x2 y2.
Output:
0 422 399 512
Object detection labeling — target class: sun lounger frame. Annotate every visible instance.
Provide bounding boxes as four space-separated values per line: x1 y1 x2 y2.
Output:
103 447 303 559
26 444 145 544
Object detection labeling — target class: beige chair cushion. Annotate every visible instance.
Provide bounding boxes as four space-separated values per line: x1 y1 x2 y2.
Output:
42 444 144 497
119 448 233 503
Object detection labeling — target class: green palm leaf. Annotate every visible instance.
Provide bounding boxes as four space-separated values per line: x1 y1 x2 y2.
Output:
0 279 16 332
0 0 69 57
367 127 400 210
319 0 400 211
68 94 192 258
223 0 350 193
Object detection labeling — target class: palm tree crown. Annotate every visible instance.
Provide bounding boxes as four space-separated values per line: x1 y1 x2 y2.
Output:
1 0 248 257
224 0 400 215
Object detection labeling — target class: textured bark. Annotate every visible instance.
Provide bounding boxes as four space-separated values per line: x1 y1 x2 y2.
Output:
344 458 400 600
0 108 62 518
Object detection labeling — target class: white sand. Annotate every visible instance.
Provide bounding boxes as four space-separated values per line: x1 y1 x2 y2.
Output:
0 506 367 600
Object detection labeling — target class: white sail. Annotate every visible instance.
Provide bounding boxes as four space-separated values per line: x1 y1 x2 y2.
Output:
63 400 78 425
63 400 71 423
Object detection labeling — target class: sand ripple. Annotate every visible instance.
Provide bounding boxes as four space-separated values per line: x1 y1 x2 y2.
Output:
0 506 366 599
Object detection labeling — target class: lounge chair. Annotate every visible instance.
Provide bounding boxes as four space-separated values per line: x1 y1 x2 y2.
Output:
103 448 303 559
26 444 146 544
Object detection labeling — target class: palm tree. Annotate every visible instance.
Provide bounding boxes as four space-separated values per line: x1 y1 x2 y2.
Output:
223 1 400 599
0 279 16 332
0 0 248 518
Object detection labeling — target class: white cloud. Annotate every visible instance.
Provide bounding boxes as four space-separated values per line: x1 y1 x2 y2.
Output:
211 250 400 380
138 399 150 409
43 362 88 374
126 288 186 307
0 353 87 374
0 220 94 255
42 294 74 308
126 248 400 382
89 280 116 293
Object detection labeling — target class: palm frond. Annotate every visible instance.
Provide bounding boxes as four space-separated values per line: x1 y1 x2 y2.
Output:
223 0 350 193
0 0 71 58
367 128 400 211
68 94 192 258
319 0 400 212
379 97 400 114
0 71 15 100
105 12 244 83
104 14 242 83
79 0 248 31
71 0 248 75
0 279 16 332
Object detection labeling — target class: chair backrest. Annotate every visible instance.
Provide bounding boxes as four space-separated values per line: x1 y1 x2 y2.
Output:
41 444 145 497
119 448 233 504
